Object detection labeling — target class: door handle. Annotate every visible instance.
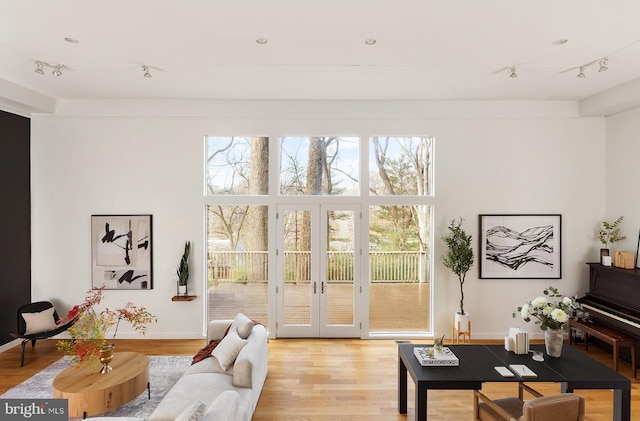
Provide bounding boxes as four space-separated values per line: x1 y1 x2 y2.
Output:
321 281 325 294
313 281 317 294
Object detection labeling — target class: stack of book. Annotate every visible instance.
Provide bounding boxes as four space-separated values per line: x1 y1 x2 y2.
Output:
414 347 460 366
509 327 530 355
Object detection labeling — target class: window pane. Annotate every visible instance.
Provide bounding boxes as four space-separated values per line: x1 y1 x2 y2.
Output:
279 136 359 195
369 204 431 332
207 205 269 329
369 136 434 196
206 136 269 195
282 209 312 325
326 210 355 325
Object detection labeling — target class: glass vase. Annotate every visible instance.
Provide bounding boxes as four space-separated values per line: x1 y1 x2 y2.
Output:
544 329 563 358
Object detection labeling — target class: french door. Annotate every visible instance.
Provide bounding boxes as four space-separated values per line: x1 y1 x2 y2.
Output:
275 204 361 337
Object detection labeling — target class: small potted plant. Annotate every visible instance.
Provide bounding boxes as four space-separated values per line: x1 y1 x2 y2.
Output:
441 218 474 330
598 216 625 265
177 241 191 296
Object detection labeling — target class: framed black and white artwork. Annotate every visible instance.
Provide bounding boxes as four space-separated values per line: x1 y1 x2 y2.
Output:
478 214 561 279
91 214 153 289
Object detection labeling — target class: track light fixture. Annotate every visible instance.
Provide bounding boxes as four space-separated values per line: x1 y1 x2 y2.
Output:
142 65 152 78
508 66 517 78
577 67 586 78
34 61 45 75
598 58 608 72
34 60 65 77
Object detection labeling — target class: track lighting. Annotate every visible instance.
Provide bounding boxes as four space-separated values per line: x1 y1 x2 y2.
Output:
577 67 586 78
508 66 517 78
34 61 65 77
34 61 45 75
142 65 152 78
598 58 608 72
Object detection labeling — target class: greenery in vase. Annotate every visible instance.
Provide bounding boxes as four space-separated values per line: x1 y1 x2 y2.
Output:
177 241 191 287
440 217 474 315
57 286 157 366
598 216 626 249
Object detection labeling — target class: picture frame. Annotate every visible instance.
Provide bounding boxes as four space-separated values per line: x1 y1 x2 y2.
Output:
478 214 561 279
636 231 640 269
91 214 153 289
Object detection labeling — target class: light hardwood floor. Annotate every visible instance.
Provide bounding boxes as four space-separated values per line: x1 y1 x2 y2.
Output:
1 338 638 420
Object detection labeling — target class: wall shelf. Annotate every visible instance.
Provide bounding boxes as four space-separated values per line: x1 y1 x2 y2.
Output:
171 295 197 302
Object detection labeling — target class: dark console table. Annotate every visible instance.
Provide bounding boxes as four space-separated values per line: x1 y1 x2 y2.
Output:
398 343 631 421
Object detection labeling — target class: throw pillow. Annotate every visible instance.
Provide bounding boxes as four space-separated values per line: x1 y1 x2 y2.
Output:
174 401 207 421
211 329 247 370
203 391 240 421
22 307 57 335
229 312 255 339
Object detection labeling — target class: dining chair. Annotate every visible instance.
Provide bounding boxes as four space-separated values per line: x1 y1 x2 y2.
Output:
474 383 585 421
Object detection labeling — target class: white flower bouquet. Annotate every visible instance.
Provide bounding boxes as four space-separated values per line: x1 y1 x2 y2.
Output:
516 286 577 331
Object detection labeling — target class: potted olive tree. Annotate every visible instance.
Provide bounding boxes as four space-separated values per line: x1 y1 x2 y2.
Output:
441 218 474 332
598 216 625 266
177 241 191 296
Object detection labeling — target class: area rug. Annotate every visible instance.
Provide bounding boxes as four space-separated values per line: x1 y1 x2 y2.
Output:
1 355 191 420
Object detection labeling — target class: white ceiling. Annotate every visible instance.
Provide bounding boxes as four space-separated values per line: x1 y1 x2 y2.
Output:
2 0 640 105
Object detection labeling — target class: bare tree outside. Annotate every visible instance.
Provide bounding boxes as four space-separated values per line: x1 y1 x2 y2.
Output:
369 136 434 332
279 136 359 196
206 136 269 195
369 136 433 254
248 137 269 280
299 138 325 280
206 136 270 325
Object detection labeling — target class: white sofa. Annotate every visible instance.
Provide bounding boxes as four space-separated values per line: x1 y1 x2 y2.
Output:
147 316 268 421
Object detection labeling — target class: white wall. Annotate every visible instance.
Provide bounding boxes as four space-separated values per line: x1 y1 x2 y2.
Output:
31 100 606 339
604 107 640 255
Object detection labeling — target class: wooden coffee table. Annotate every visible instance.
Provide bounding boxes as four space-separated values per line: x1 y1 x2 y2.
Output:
53 351 150 418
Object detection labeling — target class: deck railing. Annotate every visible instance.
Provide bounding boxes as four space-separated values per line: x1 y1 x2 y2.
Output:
208 250 429 284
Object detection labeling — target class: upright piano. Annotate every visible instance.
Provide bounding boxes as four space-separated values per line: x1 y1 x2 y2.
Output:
577 263 640 360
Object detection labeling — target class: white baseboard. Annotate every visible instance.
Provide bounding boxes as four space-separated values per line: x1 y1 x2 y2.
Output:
0 339 21 353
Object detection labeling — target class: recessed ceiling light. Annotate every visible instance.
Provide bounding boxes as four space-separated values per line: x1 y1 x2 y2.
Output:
553 39 568 45
64 37 79 44
365 38 377 46
256 38 268 45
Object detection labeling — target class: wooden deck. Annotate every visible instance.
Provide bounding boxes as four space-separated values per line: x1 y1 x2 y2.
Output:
208 282 430 334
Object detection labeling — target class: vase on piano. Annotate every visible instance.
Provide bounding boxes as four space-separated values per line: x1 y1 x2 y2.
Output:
544 329 563 358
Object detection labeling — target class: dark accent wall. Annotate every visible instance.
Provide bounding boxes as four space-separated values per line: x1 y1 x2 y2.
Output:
0 110 30 345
